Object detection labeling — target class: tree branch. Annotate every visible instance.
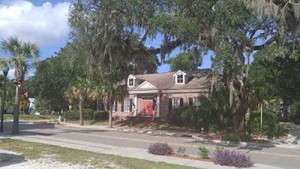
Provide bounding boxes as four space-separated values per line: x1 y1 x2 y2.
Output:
253 33 279 51
147 39 182 55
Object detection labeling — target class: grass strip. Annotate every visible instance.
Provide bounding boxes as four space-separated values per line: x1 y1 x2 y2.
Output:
0 138 199 169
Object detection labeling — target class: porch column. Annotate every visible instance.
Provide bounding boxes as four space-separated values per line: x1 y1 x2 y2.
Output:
156 95 160 117
134 95 138 116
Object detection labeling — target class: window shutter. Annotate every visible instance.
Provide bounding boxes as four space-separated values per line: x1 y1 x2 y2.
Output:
115 102 118 112
129 99 133 112
180 98 183 107
189 98 193 106
121 101 124 112
169 98 172 111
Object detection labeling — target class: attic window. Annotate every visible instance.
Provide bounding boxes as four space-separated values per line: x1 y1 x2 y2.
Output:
177 74 184 84
128 78 134 87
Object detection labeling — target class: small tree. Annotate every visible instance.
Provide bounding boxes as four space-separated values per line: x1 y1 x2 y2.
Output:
65 78 94 126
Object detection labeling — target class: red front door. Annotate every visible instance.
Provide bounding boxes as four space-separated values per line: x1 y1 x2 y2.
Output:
141 100 154 116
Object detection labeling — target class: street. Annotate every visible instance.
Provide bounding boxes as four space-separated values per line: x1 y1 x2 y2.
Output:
1 121 300 169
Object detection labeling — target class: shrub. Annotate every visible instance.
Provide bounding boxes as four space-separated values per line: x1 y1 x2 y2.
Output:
177 146 186 156
166 95 225 132
213 150 254 168
93 111 109 121
63 109 104 121
198 146 210 159
83 108 94 120
148 142 173 155
63 110 79 121
247 111 285 138
221 132 252 142
166 107 185 126
289 101 300 124
213 146 224 155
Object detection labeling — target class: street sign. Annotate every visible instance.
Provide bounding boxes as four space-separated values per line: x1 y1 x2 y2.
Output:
19 98 27 108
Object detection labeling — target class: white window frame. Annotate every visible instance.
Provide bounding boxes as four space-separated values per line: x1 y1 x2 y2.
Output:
173 71 186 84
124 99 132 112
192 97 201 106
127 75 136 87
128 78 134 87
176 74 184 84
172 98 181 109
112 101 118 112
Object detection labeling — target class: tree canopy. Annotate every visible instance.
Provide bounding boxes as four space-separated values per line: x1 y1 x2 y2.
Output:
24 0 300 130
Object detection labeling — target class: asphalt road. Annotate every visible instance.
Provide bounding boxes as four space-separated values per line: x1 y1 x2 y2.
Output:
2 122 300 169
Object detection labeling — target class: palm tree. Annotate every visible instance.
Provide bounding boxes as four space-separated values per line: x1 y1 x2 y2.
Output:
65 78 94 126
64 87 75 111
1 36 39 134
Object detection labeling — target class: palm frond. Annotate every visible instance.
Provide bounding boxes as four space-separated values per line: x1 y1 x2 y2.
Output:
1 36 40 83
0 58 11 70
24 42 39 58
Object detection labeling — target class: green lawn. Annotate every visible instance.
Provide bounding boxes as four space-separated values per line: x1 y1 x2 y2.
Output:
3 114 60 121
0 139 199 169
64 119 109 126
3 114 109 126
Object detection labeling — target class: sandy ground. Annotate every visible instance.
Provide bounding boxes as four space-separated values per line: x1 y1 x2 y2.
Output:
0 150 123 169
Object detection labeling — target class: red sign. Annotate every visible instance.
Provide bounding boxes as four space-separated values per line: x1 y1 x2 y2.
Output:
24 91 28 98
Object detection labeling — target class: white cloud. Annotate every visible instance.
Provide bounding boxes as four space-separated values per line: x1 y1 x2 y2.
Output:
1 68 35 80
7 68 15 80
0 0 70 46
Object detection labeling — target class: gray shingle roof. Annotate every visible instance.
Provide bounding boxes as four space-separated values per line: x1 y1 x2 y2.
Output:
130 69 212 91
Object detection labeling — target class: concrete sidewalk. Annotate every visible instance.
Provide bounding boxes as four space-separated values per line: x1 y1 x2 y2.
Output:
0 131 282 169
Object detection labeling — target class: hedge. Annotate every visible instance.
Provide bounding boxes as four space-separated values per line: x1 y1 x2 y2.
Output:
63 109 108 121
247 111 285 138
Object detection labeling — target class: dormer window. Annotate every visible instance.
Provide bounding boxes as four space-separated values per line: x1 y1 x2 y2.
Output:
129 78 134 86
173 70 187 84
128 74 136 87
177 75 184 84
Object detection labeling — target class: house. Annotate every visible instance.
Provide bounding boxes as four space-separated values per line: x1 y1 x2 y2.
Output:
112 69 213 119
28 98 37 115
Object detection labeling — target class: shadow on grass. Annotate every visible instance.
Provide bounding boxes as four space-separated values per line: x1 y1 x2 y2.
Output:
2 121 56 136
0 152 26 168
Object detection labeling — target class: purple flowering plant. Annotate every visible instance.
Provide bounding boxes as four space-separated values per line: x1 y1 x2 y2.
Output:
148 142 173 155
213 149 254 168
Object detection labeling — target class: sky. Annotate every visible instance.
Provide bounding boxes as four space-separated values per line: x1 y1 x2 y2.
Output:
0 0 211 79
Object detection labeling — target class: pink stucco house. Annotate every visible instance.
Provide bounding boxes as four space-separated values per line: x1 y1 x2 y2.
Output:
112 69 213 119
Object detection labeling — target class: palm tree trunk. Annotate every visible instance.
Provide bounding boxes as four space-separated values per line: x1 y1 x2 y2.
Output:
12 84 20 134
79 93 84 126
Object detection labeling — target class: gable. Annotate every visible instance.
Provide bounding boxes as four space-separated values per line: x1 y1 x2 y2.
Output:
173 70 187 76
128 74 136 79
135 81 157 89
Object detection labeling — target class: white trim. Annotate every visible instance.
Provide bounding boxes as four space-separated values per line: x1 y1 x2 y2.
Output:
128 74 137 87
129 88 209 94
128 74 136 79
172 70 187 76
129 90 160 94
124 99 131 112
173 70 187 84
162 89 209 93
135 81 157 89
156 95 160 117
134 95 137 116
